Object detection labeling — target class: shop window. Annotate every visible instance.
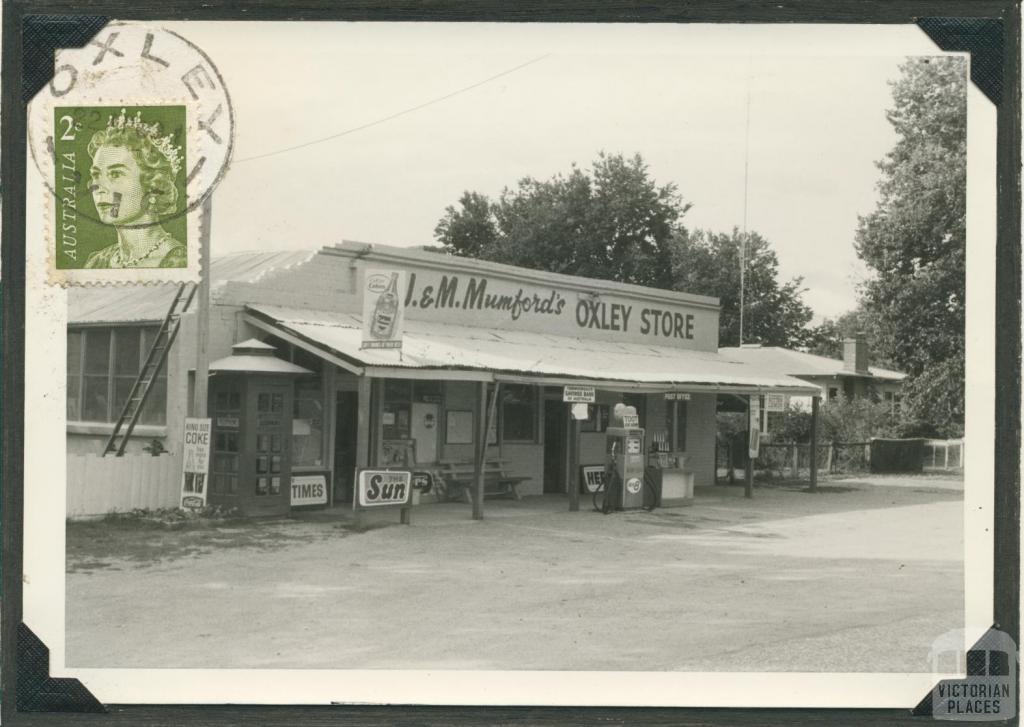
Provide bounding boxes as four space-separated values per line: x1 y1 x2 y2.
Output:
665 400 688 451
67 327 167 425
580 404 610 433
382 379 441 439
383 379 413 440
293 377 324 467
261 335 326 468
211 384 241 496
414 380 443 403
828 387 839 401
501 384 537 443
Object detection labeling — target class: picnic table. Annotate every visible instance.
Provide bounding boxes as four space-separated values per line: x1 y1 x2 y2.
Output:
433 458 530 503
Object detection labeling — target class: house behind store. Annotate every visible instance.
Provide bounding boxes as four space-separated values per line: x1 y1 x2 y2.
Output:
719 341 906 414
66 242 820 518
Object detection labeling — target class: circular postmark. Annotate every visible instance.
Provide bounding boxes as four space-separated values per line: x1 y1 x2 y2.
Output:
28 22 234 272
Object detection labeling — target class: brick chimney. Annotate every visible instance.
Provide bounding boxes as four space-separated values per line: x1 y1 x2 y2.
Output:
842 333 869 374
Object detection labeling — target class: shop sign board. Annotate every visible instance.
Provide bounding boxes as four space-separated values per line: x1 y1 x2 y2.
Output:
411 471 434 493
664 392 691 401
563 385 596 403
290 474 328 507
399 269 717 351
765 392 788 411
356 469 413 508
180 417 211 509
580 465 605 493
361 269 406 350
621 414 640 428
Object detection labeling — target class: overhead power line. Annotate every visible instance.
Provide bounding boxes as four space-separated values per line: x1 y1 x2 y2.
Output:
233 54 550 164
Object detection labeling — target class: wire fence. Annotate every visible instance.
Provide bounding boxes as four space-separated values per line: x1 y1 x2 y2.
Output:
752 442 871 478
922 439 965 471
717 438 965 479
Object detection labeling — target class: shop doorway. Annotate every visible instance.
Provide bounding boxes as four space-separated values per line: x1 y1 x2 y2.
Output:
334 391 359 505
543 399 567 494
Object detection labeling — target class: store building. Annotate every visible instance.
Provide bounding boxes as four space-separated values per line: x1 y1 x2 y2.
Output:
66 242 820 518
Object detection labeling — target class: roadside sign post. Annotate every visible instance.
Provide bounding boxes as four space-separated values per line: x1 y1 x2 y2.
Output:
564 387 595 512
354 468 414 526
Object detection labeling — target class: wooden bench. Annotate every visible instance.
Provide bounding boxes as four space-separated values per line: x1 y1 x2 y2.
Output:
434 459 530 503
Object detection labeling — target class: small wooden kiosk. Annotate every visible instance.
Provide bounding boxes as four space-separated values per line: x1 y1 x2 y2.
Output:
206 339 313 517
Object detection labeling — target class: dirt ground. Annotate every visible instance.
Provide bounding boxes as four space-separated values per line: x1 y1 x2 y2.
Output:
66 473 964 672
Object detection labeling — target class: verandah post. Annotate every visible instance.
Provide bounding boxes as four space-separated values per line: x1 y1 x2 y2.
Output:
473 380 500 520
568 415 580 512
473 380 488 520
744 395 753 499
810 395 820 492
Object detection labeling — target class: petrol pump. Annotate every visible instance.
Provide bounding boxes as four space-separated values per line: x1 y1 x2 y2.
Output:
604 403 647 510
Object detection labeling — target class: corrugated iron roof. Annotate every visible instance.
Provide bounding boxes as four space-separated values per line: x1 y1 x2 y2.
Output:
68 249 318 325
718 345 906 381
210 355 315 375
245 304 821 394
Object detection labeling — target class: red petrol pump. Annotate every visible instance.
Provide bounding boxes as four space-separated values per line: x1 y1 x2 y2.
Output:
602 403 648 510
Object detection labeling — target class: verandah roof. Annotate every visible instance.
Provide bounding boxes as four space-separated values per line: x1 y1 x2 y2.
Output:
243 304 821 396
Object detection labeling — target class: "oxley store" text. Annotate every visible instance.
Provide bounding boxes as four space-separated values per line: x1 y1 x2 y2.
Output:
402 272 696 341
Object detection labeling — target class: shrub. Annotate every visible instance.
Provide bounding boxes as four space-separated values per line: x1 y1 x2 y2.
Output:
767 395 898 444
101 505 241 529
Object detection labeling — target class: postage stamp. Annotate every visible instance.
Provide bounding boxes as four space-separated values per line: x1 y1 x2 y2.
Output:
53 105 188 270
27 21 234 285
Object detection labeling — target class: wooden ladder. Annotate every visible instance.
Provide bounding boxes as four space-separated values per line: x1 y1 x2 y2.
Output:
101 282 197 457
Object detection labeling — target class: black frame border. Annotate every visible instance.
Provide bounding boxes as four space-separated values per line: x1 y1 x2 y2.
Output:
2 2 1020 725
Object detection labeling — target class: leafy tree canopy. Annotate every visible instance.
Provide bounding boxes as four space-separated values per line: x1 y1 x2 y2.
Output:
853 56 967 437
804 306 898 370
435 152 814 348
773 396 899 444
435 152 685 289
671 228 813 348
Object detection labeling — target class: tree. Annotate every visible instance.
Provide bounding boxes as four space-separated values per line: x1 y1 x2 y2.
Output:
435 152 814 348
854 57 967 437
804 306 897 369
670 228 814 348
433 191 497 259
773 396 898 444
435 152 685 289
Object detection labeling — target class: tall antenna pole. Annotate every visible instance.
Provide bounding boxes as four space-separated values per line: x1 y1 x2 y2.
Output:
194 196 212 418
739 57 752 346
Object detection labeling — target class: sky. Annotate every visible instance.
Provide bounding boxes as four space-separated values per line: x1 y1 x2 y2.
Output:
163 22 950 322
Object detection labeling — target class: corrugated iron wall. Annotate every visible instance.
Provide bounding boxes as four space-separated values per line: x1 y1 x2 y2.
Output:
66 453 182 519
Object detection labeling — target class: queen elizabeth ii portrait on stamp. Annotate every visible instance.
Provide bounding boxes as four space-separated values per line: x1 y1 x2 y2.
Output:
53 105 188 270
